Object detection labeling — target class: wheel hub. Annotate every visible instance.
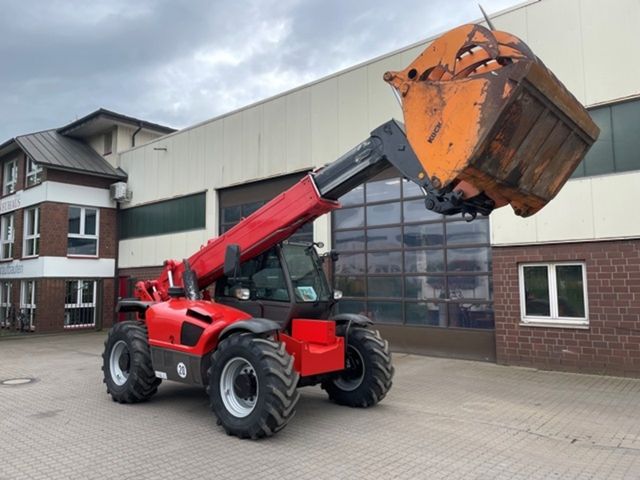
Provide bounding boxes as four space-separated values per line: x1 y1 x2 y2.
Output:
334 345 365 391
220 357 259 418
233 372 257 401
118 351 130 372
109 340 130 386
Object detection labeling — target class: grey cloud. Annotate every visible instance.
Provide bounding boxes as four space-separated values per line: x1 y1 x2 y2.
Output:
0 0 519 140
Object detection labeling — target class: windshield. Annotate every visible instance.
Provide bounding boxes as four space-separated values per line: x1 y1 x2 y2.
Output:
281 243 331 303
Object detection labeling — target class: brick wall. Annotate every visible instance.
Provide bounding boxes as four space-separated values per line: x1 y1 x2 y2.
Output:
38 202 116 258
40 203 67 257
45 169 115 189
3 277 115 333
493 239 640 377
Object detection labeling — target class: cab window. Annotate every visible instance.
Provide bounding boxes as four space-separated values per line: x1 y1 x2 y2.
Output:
217 248 290 302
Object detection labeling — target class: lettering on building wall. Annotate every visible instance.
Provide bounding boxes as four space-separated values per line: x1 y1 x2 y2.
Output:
0 263 24 276
0 192 21 214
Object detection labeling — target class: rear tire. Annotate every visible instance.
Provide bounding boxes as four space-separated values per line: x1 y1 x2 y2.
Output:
322 328 393 407
102 321 161 403
208 334 300 439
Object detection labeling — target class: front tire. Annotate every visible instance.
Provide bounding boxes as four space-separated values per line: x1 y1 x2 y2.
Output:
102 321 161 403
208 334 300 439
322 327 394 407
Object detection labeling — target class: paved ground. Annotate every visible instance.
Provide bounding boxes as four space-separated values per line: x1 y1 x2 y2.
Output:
1 333 640 480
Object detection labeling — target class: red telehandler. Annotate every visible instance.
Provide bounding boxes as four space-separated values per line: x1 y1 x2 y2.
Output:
102 24 599 438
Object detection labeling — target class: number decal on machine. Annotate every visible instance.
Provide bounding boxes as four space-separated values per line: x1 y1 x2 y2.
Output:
177 362 188 379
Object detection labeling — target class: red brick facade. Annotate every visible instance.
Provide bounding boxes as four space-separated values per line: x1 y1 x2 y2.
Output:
5 277 116 333
494 239 640 376
0 151 119 334
37 202 116 259
45 169 114 189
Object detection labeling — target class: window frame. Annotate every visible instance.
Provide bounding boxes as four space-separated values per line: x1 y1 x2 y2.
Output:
19 279 36 331
25 157 43 187
64 279 97 328
332 175 494 329
0 213 14 260
3 158 17 195
0 281 12 328
23 206 40 258
67 206 100 257
518 262 589 328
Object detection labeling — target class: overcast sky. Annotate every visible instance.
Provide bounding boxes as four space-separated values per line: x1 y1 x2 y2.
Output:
0 0 520 141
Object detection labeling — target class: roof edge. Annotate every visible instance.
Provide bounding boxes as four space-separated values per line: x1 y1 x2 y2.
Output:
43 163 128 181
57 108 177 136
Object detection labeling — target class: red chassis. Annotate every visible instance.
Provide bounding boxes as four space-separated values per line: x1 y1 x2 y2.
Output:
145 298 344 379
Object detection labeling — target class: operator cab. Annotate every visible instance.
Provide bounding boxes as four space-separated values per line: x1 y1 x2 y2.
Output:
214 241 336 328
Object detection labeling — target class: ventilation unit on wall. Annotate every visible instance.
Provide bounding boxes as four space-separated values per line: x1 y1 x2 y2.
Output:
110 182 132 202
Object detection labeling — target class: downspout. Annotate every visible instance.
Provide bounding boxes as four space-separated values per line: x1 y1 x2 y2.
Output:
131 122 142 148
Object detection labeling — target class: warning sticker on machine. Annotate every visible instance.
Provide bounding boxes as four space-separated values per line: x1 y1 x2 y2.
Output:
177 362 188 379
155 371 168 380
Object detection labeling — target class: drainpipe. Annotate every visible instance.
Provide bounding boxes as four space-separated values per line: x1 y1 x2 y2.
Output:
131 122 142 148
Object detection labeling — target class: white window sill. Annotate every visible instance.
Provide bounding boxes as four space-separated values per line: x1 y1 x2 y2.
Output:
519 320 589 329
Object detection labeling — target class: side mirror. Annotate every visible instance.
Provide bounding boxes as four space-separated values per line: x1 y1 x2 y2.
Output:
223 244 241 278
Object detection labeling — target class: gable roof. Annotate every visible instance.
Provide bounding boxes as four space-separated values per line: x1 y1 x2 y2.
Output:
15 130 126 180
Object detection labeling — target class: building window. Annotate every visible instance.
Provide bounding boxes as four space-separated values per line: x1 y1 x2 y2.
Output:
0 281 11 328
573 98 640 178
25 157 43 187
220 201 313 243
3 159 17 195
0 213 14 260
64 280 97 328
332 176 493 329
519 263 588 327
104 131 113 155
68 206 99 256
23 207 40 257
19 280 36 331
119 192 206 240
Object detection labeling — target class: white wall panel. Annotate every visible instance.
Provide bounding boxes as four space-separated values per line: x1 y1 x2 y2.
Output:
222 113 243 185
592 173 640 239
0 257 115 279
261 97 287 177
241 106 263 180
337 69 368 153
526 0 586 104
366 56 404 129
142 146 159 202
580 0 640 105
491 171 640 245
285 89 312 173
310 78 339 166
492 5 528 41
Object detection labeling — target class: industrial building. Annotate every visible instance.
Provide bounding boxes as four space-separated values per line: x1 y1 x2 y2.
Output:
3 0 638 377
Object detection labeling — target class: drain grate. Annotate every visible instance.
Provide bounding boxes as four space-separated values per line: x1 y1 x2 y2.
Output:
1 377 37 386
